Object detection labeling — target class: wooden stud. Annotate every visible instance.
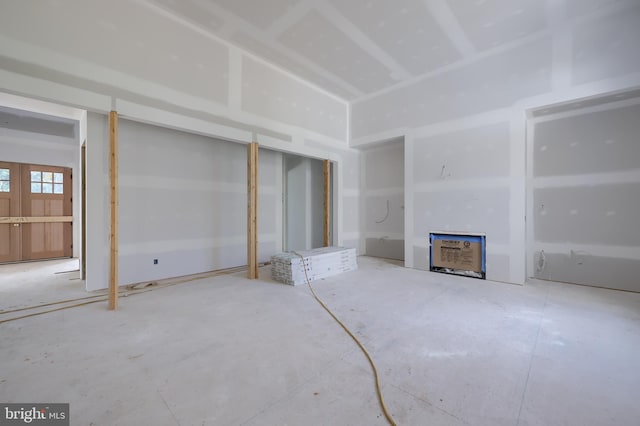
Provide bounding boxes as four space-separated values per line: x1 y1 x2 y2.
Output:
247 142 259 279
247 143 253 278
108 111 119 310
253 143 259 278
323 160 331 247
81 143 87 281
64 167 73 259
0 216 73 224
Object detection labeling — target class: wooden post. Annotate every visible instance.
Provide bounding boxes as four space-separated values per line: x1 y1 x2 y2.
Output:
323 159 331 247
81 143 87 281
108 111 119 310
247 142 259 279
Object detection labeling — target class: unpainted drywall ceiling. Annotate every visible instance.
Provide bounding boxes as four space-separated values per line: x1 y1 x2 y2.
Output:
145 0 635 101
352 36 553 138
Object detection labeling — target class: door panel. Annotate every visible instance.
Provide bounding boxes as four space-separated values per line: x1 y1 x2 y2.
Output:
0 161 20 262
21 164 72 261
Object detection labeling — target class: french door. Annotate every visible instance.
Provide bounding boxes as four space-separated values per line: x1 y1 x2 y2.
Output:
0 161 72 263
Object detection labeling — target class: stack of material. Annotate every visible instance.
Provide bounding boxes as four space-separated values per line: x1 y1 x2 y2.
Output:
271 246 358 286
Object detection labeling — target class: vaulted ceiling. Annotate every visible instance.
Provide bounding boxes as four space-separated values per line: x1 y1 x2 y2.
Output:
146 0 627 100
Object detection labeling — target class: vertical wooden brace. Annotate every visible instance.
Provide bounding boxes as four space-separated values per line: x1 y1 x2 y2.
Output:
108 111 119 310
323 160 331 247
81 143 87 281
247 142 259 279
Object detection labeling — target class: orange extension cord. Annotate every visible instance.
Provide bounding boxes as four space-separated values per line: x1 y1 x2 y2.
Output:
293 252 397 426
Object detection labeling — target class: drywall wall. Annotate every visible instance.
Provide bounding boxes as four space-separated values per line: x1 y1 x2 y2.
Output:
85 112 109 291
85 113 286 290
117 119 244 285
412 122 512 282
0 127 81 258
530 101 640 292
361 141 404 261
242 56 347 141
337 148 361 252
352 3 640 284
572 5 640 86
116 119 282 286
284 154 324 251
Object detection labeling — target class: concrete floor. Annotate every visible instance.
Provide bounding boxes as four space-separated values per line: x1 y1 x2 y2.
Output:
1 256 639 425
0 258 85 311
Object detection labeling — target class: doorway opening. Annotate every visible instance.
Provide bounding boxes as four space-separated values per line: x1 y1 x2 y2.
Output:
282 153 327 252
526 89 640 292
360 138 405 262
0 93 86 310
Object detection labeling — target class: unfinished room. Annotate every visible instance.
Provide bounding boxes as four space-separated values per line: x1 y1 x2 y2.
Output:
1 0 639 425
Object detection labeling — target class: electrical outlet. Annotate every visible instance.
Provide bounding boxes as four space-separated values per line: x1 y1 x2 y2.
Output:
153 259 158 265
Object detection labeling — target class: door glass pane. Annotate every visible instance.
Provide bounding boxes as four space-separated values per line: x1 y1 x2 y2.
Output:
54 172 63 183
53 184 64 194
0 168 9 192
31 171 42 182
42 172 53 183
42 183 53 193
31 182 42 193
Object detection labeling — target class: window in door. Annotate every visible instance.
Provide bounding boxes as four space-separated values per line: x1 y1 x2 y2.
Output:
30 171 64 194
0 168 9 192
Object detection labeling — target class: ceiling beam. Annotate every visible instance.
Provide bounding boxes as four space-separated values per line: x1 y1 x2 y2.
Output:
266 1 314 38
315 1 412 81
423 0 477 58
185 0 364 98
